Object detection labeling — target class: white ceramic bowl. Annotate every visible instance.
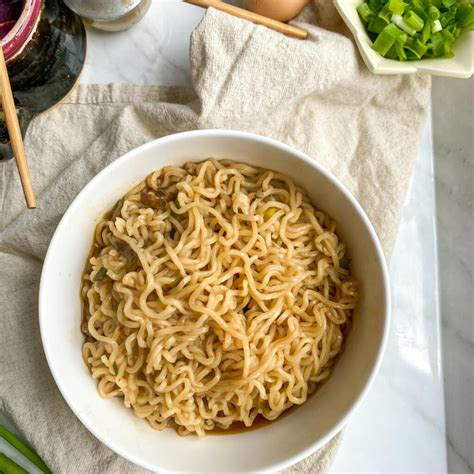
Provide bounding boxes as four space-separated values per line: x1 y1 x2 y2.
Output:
39 130 390 472
334 0 474 78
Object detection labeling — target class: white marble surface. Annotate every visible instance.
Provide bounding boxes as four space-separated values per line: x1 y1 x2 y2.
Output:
81 2 448 472
332 115 447 473
81 1 204 85
432 77 473 474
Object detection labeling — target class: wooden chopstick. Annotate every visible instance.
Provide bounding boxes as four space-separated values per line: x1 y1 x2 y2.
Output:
184 0 308 39
0 47 36 209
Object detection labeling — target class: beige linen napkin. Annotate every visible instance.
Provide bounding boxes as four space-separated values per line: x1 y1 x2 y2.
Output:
0 2 430 473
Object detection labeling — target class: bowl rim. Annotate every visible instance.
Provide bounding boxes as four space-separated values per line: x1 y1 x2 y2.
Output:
39 129 391 472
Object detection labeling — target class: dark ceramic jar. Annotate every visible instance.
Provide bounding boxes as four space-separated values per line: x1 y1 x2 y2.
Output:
0 0 86 161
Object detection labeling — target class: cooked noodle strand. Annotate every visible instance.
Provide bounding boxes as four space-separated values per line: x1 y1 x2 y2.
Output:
81 159 358 436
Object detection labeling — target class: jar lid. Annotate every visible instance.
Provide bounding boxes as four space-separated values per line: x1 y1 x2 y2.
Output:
63 0 143 22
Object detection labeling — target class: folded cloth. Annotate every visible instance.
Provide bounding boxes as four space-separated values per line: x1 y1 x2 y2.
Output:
0 2 430 472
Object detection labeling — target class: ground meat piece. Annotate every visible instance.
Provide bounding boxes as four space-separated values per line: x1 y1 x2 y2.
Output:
141 190 166 210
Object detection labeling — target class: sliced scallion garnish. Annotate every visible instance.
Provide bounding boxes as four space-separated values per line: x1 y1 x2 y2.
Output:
93 266 107 282
357 0 473 61
0 425 51 473
0 454 28 474
404 10 425 31
264 208 278 219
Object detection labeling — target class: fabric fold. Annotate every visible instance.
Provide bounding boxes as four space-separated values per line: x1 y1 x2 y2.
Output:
0 2 430 472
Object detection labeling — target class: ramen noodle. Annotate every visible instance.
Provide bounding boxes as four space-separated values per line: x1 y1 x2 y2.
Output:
81 159 358 436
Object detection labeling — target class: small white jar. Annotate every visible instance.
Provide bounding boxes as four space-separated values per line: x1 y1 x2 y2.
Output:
63 0 151 32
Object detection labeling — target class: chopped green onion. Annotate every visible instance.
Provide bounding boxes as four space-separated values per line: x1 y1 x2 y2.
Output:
93 266 107 282
456 3 474 27
264 207 278 219
441 28 455 43
0 453 28 474
396 31 409 44
449 25 462 39
430 31 444 46
443 48 455 58
421 20 432 42
392 14 417 34
385 44 399 59
432 19 443 32
357 2 373 22
0 426 51 473
372 23 403 55
368 15 390 33
442 0 456 8
439 15 452 28
369 0 380 11
378 6 392 24
395 41 408 59
429 5 441 20
405 38 428 58
359 0 472 61
404 11 424 31
388 0 407 15
411 0 428 19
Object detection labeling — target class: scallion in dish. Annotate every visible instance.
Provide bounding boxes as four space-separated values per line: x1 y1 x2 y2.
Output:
357 0 474 61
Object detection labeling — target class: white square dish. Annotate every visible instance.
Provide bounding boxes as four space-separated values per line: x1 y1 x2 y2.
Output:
334 0 474 78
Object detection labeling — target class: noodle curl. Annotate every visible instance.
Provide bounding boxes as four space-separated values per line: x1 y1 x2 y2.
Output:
81 159 358 436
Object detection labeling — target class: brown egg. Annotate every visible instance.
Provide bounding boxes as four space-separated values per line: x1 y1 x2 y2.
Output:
244 0 310 22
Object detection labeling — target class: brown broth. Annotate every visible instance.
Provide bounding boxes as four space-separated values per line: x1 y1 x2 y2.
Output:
208 405 297 435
